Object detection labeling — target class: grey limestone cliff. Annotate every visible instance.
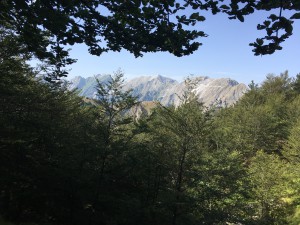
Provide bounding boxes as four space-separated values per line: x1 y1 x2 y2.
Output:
122 75 178 102
69 74 248 106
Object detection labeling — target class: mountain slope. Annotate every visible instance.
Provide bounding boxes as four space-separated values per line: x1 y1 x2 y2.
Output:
70 74 112 99
161 76 247 107
69 75 248 106
122 75 178 102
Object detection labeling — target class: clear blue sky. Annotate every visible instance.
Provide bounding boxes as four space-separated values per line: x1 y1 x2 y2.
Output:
67 9 300 85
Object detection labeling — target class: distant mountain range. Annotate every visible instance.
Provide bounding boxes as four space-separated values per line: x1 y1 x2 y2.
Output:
69 74 248 107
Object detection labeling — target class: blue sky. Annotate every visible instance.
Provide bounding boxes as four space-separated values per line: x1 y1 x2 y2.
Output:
67 9 300 85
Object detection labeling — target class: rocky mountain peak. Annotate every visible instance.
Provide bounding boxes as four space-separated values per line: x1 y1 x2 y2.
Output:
69 74 248 107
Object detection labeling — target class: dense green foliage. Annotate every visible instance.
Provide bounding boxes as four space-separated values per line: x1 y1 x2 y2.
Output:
1 36 300 224
1 4 300 223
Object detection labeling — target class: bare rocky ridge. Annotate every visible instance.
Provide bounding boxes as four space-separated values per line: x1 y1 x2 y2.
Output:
69 74 112 99
69 74 248 107
123 75 178 102
161 76 247 107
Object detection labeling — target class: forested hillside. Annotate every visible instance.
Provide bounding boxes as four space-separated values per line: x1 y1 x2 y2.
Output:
1 27 300 224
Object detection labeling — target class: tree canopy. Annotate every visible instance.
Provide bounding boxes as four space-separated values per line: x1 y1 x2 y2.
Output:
1 0 299 81
2 25 300 224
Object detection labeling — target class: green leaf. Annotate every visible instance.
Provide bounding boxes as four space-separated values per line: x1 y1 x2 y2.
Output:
190 12 200 20
291 13 300 19
237 14 244 22
220 5 230 10
257 24 265 30
263 20 271 27
267 28 273 36
269 14 278 21
256 38 264 45
189 12 205 21
285 24 293 34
